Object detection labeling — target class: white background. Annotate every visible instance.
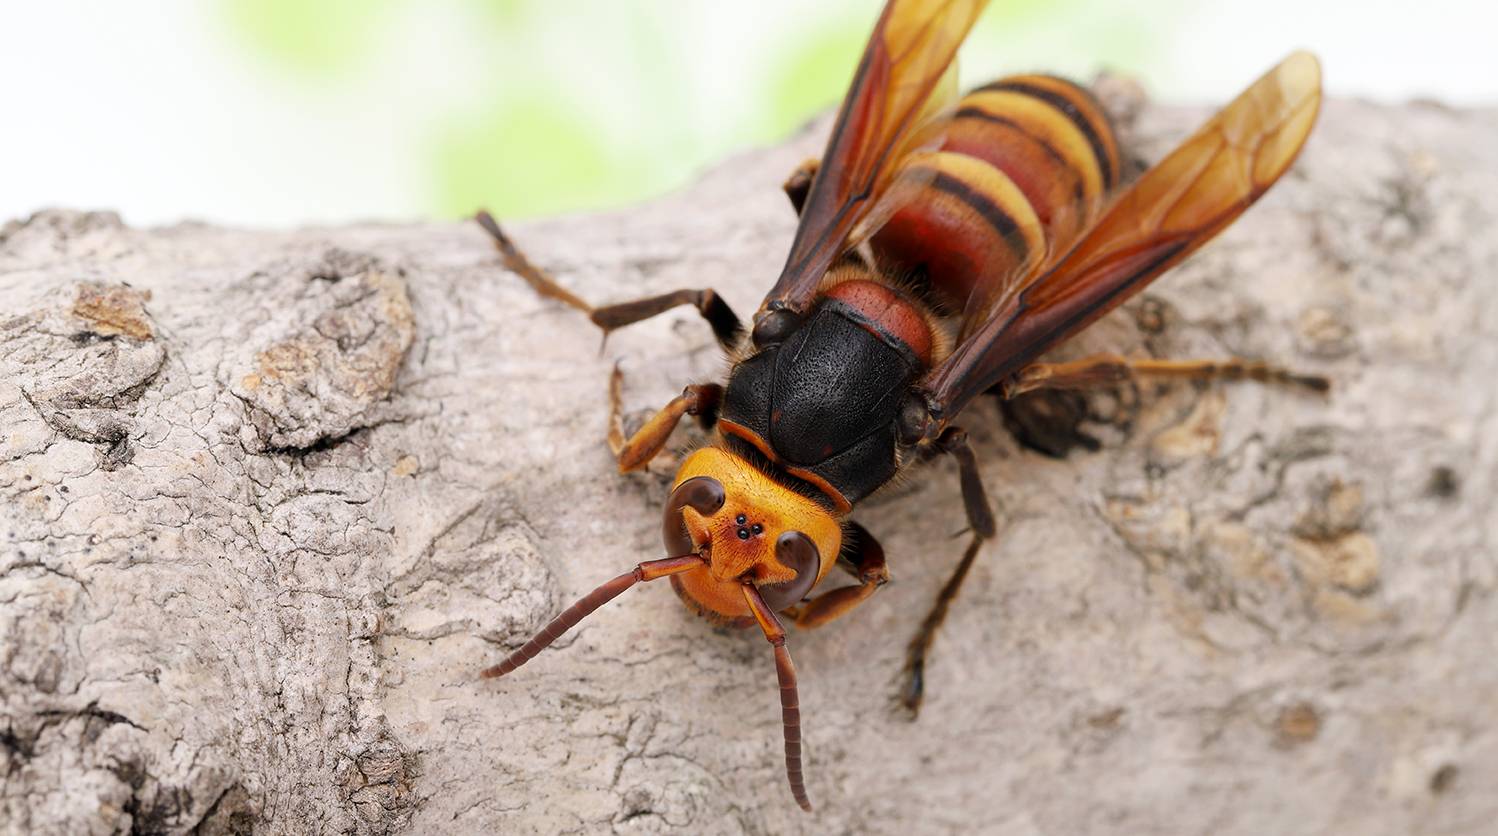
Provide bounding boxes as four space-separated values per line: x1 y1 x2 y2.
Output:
2 0 1492 228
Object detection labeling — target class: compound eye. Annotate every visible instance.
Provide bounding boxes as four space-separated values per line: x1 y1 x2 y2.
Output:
662 476 726 556
752 309 801 348
758 531 821 611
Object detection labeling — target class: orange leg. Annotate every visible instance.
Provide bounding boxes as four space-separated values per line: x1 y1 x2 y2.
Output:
1002 352 1329 399
609 372 722 473
477 210 736 471
786 522 889 629
782 158 820 216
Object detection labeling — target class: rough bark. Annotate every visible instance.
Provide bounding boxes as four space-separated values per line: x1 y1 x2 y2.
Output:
2 94 1496 835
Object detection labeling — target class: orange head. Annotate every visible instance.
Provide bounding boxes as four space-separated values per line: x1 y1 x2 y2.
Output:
665 446 842 624
480 443 842 812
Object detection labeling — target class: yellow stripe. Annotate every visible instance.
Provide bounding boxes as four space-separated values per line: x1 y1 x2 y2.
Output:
959 90 1105 201
909 150 1046 269
999 74 1120 186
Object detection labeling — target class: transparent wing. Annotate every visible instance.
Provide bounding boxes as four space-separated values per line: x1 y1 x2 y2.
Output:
761 0 988 315
925 52 1323 419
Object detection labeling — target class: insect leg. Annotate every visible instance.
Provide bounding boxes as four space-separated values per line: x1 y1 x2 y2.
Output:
610 376 722 473
1002 352 1330 398
475 210 591 314
995 388 1102 459
591 290 741 350
899 426 996 718
476 211 743 350
782 158 820 216
939 427 998 541
786 521 889 629
781 160 873 271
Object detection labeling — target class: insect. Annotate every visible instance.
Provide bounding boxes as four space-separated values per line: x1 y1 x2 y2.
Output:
477 0 1324 812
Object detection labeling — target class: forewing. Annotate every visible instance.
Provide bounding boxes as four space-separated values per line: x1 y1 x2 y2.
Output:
762 0 988 315
845 61 961 250
925 51 1322 419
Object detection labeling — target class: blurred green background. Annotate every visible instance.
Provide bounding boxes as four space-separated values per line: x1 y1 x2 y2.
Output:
219 0 1159 222
3 0 1491 227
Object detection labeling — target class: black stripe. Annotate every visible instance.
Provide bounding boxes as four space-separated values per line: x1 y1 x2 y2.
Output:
954 106 1087 216
979 80 1115 187
927 169 1031 263
1041 73 1115 139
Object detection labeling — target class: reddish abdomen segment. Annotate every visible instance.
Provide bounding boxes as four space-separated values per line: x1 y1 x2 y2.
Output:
872 74 1122 314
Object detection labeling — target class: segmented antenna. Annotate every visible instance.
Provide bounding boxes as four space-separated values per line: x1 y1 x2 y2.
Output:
743 583 813 812
481 554 704 679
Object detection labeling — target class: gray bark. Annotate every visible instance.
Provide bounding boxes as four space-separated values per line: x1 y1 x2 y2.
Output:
2 94 1496 835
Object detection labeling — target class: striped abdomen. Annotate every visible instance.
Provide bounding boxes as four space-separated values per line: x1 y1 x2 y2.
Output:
872 74 1121 314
